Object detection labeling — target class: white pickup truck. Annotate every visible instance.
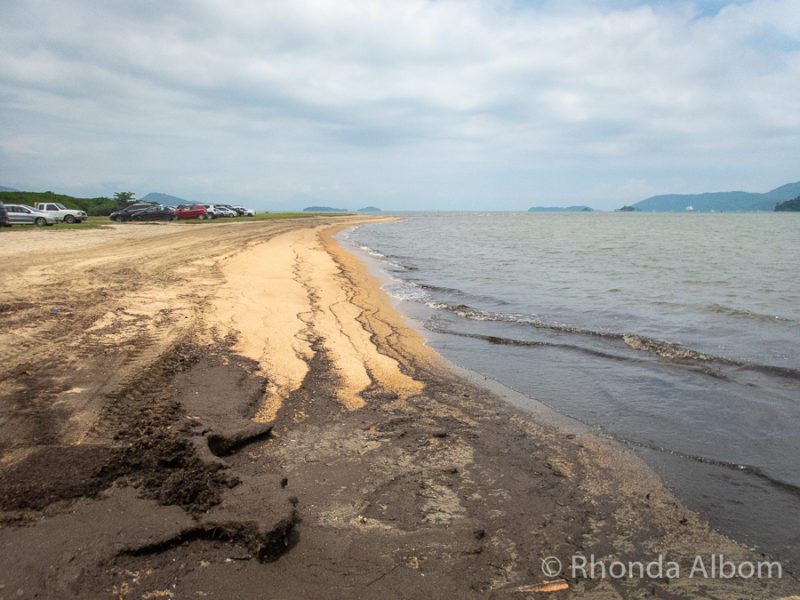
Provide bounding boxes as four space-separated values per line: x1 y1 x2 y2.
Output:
34 202 88 224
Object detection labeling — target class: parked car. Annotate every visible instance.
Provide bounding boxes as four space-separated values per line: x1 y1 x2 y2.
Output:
109 203 156 222
3 204 58 226
199 204 219 219
0 202 10 227
129 205 176 221
231 205 255 216
214 206 238 217
33 202 87 223
215 204 239 216
175 204 209 220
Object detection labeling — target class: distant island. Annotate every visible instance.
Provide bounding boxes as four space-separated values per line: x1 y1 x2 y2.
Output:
140 192 188 205
617 205 636 212
528 206 593 212
357 206 381 213
774 196 800 212
628 181 800 212
303 206 348 212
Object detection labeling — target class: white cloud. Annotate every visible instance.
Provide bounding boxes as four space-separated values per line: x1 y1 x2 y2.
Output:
0 0 798 209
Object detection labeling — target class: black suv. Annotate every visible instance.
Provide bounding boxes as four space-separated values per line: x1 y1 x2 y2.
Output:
0 202 10 227
109 203 155 222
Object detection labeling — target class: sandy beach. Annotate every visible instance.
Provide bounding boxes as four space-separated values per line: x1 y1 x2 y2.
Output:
0 217 797 599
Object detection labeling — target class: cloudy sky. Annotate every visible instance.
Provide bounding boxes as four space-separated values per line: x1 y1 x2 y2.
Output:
1 0 798 210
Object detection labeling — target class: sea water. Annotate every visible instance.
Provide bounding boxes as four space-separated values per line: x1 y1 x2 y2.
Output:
341 212 800 572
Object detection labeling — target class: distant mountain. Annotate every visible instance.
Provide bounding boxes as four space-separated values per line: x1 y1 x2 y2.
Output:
303 206 348 212
762 182 800 203
0 186 19 192
140 192 188 206
528 206 593 212
632 181 800 212
357 206 381 212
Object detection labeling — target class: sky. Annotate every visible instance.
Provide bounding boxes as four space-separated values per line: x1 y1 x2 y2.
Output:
1 0 798 211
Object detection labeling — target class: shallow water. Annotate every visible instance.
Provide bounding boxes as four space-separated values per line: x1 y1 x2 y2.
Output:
342 212 800 572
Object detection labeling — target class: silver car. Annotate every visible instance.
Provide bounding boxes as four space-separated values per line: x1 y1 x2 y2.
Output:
231 205 255 216
214 206 238 217
4 204 59 226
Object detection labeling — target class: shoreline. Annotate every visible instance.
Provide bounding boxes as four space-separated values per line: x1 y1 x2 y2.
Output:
342 214 800 575
0 218 796 598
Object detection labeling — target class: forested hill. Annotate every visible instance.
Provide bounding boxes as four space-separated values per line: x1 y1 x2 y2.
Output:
0 190 124 216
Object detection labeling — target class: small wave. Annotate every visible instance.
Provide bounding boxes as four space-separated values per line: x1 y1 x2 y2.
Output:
740 363 800 382
707 303 791 323
623 334 715 362
622 334 800 380
351 243 407 271
417 283 469 296
424 302 506 322
421 301 800 380
624 439 800 499
429 327 636 362
417 282 513 307
424 300 621 338
383 281 429 302
359 245 387 259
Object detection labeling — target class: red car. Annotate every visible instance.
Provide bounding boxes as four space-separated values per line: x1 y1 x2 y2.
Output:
175 204 209 220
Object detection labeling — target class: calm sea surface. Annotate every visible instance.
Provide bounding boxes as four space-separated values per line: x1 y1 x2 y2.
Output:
341 212 800 572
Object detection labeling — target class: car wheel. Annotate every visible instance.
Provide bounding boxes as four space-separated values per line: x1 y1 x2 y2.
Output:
198 214 206 220
35 217 46 226
64 215 76 224
114 216 124 222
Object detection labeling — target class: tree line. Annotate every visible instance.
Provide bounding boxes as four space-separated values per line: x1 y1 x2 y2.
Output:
0 191 138 216
774 196 800 212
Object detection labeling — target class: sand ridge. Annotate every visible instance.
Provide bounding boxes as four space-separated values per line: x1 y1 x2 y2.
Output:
209 221 424 419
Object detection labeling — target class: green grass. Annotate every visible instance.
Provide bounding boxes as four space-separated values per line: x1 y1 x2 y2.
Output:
1 212 356 231
0 216 109 231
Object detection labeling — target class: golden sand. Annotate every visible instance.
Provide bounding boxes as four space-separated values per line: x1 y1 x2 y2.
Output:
209 221 427 420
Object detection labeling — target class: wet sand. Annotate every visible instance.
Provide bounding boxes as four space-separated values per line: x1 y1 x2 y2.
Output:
0 217 797 598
